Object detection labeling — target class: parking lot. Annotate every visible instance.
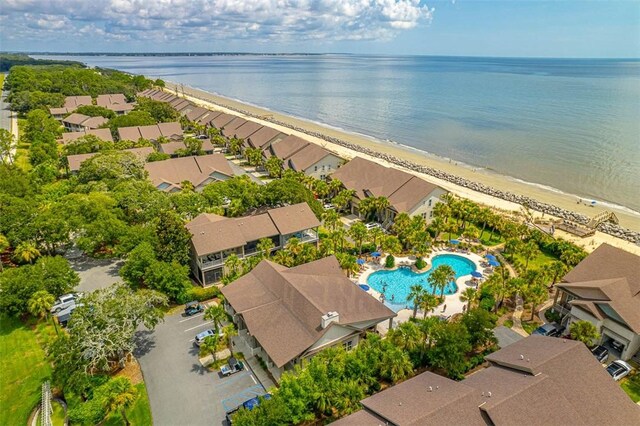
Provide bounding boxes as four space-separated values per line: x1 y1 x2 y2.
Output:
134 309 267 426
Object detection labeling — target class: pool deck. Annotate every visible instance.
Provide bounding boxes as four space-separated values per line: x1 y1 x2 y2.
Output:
355 250 490 334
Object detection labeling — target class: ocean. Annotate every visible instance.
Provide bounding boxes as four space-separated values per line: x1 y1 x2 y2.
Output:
35 54 640 213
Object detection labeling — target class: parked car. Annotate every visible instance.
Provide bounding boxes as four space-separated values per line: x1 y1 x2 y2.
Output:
225 394 272 425
55 303 84 327
323 203 335 210
194 328 224 346
365 222 382 230
591 345 609 363
610 340 625 353
196 134 208 140
606 360 632 381
184 301 204 316
50 293 80 314
220 357 244 377
532 322 562 337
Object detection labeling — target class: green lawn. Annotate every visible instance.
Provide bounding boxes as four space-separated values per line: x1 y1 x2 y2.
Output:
514 250 559 271
0 315 52 426
103 383 153 426
620 374 640 403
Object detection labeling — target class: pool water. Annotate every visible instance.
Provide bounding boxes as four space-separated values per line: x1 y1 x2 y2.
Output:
367 254 476 309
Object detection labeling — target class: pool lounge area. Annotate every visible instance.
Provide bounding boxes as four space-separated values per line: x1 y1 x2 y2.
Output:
358 250 489 331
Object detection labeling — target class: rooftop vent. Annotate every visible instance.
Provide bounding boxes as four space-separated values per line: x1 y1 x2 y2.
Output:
321 311 339 329
487 392 492 398
519 354 524 360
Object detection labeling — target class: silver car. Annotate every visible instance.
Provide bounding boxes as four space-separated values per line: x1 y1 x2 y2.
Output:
50 293 79 313
606 360 632 381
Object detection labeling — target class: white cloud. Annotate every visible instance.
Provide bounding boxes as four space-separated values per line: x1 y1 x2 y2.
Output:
1 0 434 48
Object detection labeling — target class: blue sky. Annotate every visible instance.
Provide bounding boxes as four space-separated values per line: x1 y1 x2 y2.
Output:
1 1 638 58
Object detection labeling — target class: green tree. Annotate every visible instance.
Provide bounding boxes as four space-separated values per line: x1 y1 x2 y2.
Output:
204 303 227 333
569 320 600 347
331 189 355 213
519 240 540 271
420 293 440 319
33 255 80 297
368 226 384 249
12 241 40 264
428 322 472 378
524 282 548 321
337 252 359 277
28 290 59 335
461 308 497 349
145 261 191 301
107 110 156 139
101 377 138 426
120 242 156 288
381 235 402 255
134 98 180 122
245 147 263 167
407 284 427 318
0 129 16 165
264 155 283 178
322 210 341 232
75 105 116 119
77 151 146 184
200 335 221 362
257 237 275 259
428 264 456 300
380 346 413 383
154 210 191 265
349 222 368 255
459 287 478 311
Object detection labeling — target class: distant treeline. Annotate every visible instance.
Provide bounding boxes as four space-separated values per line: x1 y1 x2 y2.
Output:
21 52 325 57
0 53 84 72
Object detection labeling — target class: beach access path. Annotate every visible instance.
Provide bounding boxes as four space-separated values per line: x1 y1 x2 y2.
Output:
165 83 640 256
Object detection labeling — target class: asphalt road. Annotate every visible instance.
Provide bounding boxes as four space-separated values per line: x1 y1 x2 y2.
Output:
0 89 12 132
68 256 124 292
134 310 266 426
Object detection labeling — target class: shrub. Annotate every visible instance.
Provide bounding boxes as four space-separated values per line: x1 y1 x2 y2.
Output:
385 255 395 268
415 257 427 270
183 285 220 303
545 308 562 324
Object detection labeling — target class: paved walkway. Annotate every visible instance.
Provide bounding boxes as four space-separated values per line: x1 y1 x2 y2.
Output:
231 336 276 391
511 294 529 337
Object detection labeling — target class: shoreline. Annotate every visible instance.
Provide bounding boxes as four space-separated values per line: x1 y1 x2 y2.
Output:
162 82 640 252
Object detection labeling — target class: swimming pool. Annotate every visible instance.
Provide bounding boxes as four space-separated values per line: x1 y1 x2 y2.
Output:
367 254 476 309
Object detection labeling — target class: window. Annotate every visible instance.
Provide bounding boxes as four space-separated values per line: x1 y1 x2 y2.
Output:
322 165 326 171
421 212 427 219
320 174 326 180
428 199 432 207
314 166 318 171
342 340 353 351
429 210 433 218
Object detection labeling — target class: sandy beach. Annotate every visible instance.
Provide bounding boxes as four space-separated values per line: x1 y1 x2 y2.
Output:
163 83 640 255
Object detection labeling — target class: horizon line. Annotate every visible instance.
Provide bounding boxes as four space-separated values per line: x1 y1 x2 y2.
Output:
7 51 640 61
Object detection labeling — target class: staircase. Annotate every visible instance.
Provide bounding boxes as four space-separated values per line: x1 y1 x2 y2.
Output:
586 211 619 229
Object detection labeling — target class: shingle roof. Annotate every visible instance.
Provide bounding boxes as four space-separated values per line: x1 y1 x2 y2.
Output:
336 335 640 426
221 256 395 368
144 153 234 191
117 123 183 142
60 128 114 144
557 243 640 333
62 113 91 126
96 94 127 107
81 116 108 129
185 106 210 122
63 95 92 109
287 142 339 172
221 117 248 135
330 156 443 213
186 203 320 256
246 126 286 149
231 121 263 140
210 113 237 129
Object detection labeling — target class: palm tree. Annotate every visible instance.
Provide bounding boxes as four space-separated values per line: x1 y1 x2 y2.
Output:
28 290 58 335
322 210 341 232
327 178 343 196
200 334 221 362
459 287 477 311
357 197 376 221
519 241 540 271
524 282 548 321
428 264 456 300
368 227 384 250
312 179 330 200
407 285 427 318
13 241 40 264
245 147 263 167
420 294 440 319
204 304 227 333
374 196 390 223
409 231 431 259
476 208 493 240
273 249 294 267
388 322 422 352
264 156 283 178
256 237 275 259
337 253 359 277
223 254 241 279
429 217 445 242
546 261 568 287
569 320 600 346
380 349 413 384
285 237 303 257
349 222 368 255
102 377 138 426
222 324 238 355
381 235 402 256
332 189 355 213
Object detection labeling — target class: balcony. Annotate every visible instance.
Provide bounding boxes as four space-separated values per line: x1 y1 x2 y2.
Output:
201 257 224 269
284 229 318 245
